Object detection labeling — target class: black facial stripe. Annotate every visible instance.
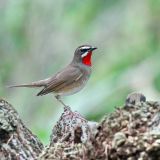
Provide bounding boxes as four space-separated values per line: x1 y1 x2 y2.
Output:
80 48 90 53
82 49 88 52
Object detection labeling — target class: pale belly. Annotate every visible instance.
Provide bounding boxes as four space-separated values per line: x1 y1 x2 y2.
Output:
55 79 88 97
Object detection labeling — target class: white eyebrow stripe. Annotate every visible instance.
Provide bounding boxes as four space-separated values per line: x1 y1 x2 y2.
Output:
81 51 88 58
81 46 90 50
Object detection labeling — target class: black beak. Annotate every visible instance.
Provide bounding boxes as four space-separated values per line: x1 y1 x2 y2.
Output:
90 47 97 51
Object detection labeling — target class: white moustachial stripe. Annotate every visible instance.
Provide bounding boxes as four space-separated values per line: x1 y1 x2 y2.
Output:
81 51 89 58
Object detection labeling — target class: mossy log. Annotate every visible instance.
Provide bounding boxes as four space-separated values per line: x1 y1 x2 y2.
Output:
0 93 160 160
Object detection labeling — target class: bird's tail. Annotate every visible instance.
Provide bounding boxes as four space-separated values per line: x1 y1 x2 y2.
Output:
8 79 48 88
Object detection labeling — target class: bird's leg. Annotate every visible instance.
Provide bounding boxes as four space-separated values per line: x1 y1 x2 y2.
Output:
55 95 71 111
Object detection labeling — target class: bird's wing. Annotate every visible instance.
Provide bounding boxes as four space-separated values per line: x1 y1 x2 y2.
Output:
37 65 82 96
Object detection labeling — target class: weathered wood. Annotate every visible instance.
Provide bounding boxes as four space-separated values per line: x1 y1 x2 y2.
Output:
0 99 43 160
40 93 160 160
1 93 160 160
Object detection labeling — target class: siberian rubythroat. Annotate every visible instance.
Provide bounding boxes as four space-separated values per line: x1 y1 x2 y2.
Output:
9 45 97 107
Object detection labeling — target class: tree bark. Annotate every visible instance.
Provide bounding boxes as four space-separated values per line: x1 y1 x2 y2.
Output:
0 93 160 160
0 99 43 160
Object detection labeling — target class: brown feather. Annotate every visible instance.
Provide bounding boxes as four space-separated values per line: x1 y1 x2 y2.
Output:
37 65 82 96
8 79 49 88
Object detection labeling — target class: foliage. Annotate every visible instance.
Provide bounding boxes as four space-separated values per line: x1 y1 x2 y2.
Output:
0 0 160 144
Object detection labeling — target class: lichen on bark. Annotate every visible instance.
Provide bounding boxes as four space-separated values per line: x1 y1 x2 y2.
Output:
1 93 160 160
0 99 43 160
40 93 160 160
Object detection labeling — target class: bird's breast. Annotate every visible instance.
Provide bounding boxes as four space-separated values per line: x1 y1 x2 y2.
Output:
57 69 91 97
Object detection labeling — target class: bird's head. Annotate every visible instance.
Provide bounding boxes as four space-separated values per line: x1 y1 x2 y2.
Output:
73 45 97 66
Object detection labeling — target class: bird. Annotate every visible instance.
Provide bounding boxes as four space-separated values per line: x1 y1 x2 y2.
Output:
9 45 97 108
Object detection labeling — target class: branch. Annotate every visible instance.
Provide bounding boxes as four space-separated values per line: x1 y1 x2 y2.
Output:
0 99 43 159
1 93 160 160
40 93 160 159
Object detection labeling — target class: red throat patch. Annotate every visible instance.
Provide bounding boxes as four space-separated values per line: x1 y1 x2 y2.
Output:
82 51 92 66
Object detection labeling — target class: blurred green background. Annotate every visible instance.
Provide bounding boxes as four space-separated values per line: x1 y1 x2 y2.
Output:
0 0 160 144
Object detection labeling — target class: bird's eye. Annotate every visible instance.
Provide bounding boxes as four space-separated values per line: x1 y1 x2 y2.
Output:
80 48 89 53
81 48 90 53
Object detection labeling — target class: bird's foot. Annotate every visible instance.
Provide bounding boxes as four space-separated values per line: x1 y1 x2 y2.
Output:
63 105 71 112
55 95 70 108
